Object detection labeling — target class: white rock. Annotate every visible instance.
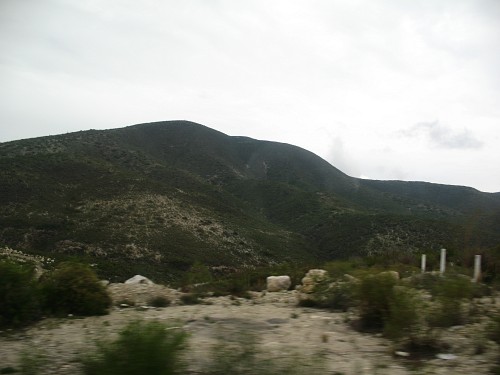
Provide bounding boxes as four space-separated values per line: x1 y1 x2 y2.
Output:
266 275 291 292
395 351 410 357
436 353 457 360
124 275 154 285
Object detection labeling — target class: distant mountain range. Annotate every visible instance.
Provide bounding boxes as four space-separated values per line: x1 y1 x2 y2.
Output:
1 121 499 282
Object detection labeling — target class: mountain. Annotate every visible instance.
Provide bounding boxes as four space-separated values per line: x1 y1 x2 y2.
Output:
1 120 499 282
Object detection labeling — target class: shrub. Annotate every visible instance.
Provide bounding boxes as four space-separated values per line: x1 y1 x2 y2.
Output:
431 274 472 300
322 281 354 311
199 277 250 297
183 261 213 286
299 279 355 311
0 367 17 374
148 296 171 308
180 293 201 305
357 272 398 330
297 298 319 308
471 282 492 298
429 299 468 327
40 262 111 316
396 330 443 359
384 286 422 340
428 275 473 327
487 314 500 344
0 261 41 328
407 272 441 291
323 260 360 280
82 321 187 375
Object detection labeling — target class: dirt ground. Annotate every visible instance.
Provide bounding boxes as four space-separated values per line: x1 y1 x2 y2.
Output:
1 284 498 374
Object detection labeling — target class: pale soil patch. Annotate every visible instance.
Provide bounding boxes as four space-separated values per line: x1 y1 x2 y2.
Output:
0 287 498 374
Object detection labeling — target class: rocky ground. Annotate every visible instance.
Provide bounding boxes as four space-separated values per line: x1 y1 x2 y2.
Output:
1 282 499 375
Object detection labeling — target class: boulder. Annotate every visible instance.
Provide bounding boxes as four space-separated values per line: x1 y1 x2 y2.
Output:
124 275 154 285
300 269 328 293
266 275 291 292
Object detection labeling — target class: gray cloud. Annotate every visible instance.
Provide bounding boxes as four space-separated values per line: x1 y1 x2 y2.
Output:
400 121 483 150
0 0 499 191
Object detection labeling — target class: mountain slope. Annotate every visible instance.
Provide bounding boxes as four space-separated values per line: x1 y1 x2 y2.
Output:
1 121 499 281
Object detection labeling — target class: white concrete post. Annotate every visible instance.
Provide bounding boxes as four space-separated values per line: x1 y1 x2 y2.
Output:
421 254 426 273
473 254 481 282
440 248 446 275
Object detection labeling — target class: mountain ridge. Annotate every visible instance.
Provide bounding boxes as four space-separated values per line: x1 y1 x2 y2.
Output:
1 120 498 282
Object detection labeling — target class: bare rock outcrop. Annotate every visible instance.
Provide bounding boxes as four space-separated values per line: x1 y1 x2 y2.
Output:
266 275 291 292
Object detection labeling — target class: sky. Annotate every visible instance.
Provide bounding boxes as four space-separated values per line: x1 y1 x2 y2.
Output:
1 0 499 192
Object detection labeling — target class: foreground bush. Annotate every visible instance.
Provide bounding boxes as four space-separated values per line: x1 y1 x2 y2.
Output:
82 321 187 375
384 286 423 340
0 261 40 328
429 274 473 327
40 262 111 316
357 272 398 330
298 277 355 311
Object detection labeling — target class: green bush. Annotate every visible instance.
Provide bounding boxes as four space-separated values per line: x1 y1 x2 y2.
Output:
384 286 422 340
357 272 398 330
197 277 251 297
40 262 111 316
323 260 358 280
428 298 467 327
428 275 473 327
487 314 500 344
298 278 354 311
82 321 187 375
0 261 41 328
183 261 213 287
407 272 442 291
431 274 472 300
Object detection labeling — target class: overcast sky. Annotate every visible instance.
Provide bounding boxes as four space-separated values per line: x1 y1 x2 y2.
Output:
1 0 499 192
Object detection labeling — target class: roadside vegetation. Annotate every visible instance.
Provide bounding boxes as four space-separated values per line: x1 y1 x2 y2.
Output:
0 260 110 329
3 247 500 373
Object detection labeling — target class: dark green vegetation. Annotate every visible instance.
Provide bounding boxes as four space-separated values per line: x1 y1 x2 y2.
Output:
82 321 188 375
301 266 493 359
81 320 322 375
0 261 110 328
0 261 40 328
1 120 499 282
39 262 111 316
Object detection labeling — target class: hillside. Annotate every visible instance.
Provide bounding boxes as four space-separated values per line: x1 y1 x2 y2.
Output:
1 120 499 282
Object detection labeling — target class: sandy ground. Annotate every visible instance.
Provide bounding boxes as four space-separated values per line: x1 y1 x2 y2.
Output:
1 287 498 374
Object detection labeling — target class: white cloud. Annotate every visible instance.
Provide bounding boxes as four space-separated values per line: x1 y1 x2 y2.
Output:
400 121 483 150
